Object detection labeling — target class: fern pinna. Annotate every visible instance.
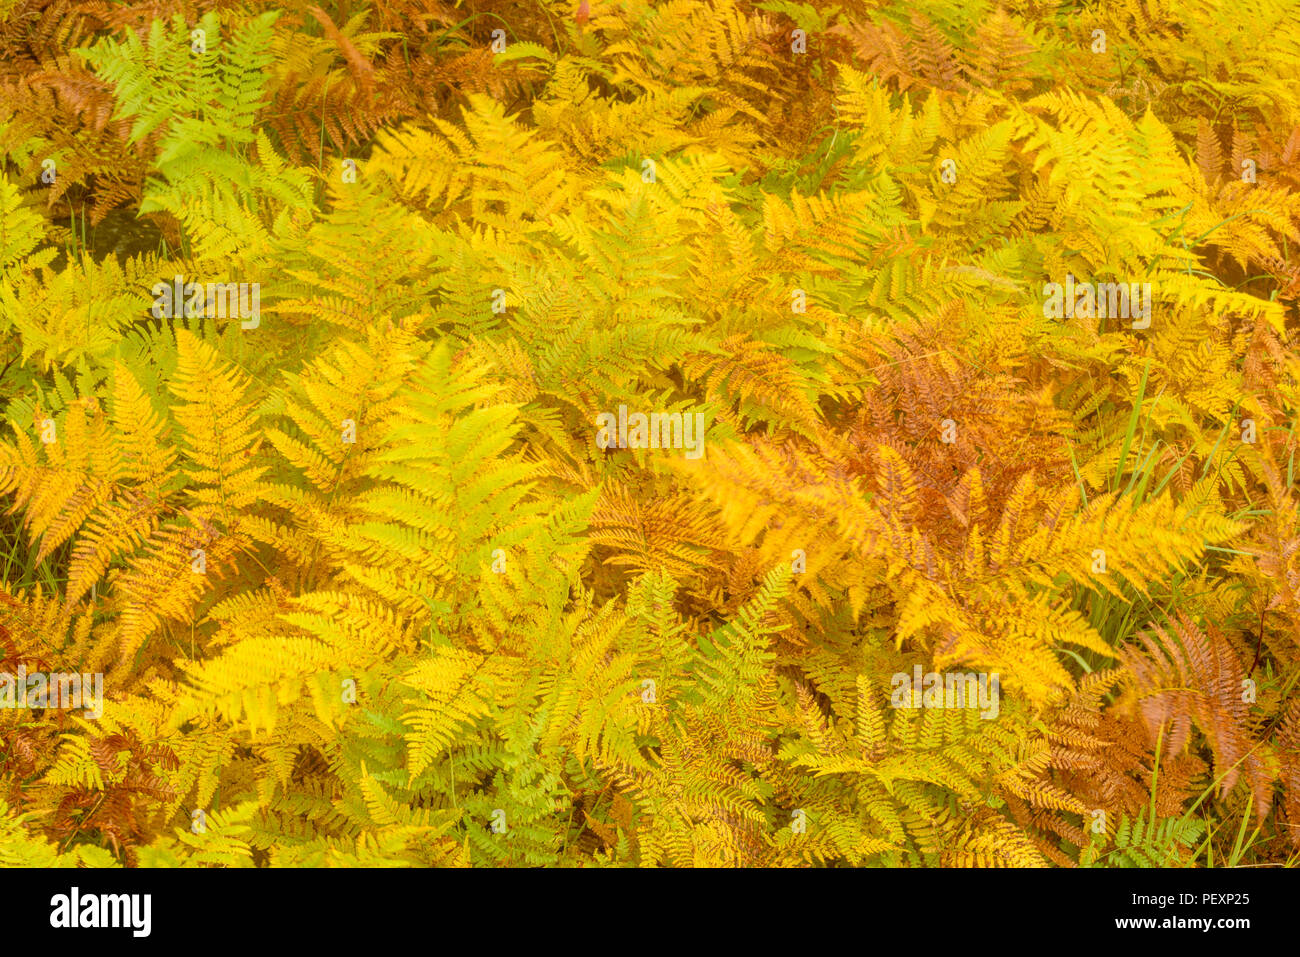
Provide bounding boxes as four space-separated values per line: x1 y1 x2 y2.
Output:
0 0 1297 868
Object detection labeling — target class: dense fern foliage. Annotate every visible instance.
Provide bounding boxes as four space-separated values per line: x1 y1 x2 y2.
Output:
0 0 1299 867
